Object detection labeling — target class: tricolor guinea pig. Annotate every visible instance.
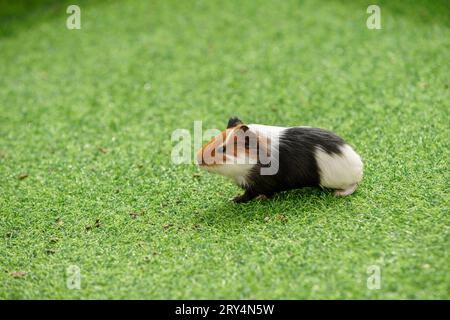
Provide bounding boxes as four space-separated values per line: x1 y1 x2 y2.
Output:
197 117 363 203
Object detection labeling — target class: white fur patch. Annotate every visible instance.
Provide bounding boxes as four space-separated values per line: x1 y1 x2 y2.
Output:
247 124 285 160
247 124 286 140
207 163 254 187
315 144 363 190
248 124 285 176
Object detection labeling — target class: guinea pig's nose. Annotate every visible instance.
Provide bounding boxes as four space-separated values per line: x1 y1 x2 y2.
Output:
196 149 204 166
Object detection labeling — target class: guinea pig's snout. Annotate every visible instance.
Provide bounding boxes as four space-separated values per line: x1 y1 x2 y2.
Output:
196 148 205 166
197 146 217 167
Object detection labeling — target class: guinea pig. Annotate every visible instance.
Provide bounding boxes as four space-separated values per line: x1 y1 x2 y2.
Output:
196 117 363 203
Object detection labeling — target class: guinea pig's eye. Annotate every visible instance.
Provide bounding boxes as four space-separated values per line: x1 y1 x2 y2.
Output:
218 145 226 153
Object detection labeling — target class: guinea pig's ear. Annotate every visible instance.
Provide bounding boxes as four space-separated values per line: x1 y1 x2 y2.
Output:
227 116 243 129
239 125 249 132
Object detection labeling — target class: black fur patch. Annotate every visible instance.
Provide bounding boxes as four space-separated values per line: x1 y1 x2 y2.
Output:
245 127 345 196
227 116 243 128
283 127 345 155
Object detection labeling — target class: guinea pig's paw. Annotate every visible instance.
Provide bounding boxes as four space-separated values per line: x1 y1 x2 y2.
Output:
333 184 358 196
230 190 258 203
231 194 247 203
231 193 252 203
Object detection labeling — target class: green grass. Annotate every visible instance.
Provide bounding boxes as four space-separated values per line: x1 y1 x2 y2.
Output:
1 0 449 299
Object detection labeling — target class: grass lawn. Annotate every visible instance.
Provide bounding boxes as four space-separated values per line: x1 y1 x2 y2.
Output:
0 0 449 299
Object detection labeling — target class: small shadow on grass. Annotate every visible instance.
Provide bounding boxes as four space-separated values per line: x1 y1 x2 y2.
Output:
194 187 349 229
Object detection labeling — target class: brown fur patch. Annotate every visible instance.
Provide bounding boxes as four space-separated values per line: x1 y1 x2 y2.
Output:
197 124 271 166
